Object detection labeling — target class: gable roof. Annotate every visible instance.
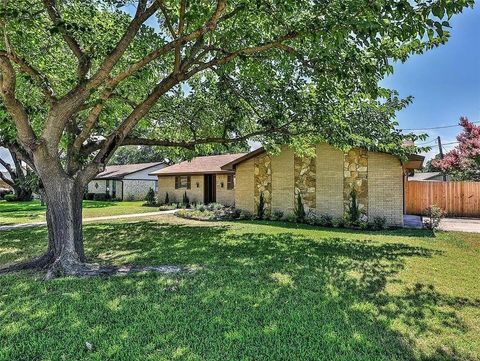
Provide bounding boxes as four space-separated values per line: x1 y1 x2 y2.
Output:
409 172 444 181
151 153 247 176
95 162 164 180
221 146 425 170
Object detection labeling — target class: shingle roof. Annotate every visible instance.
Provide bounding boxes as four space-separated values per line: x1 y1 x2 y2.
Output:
151 153 247 176
95 162 164 180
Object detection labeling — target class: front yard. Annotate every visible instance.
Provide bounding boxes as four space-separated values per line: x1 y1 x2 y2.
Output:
0 216 479 360
0 200 157 225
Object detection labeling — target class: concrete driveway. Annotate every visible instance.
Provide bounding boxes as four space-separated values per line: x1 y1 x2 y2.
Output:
440 218 480 233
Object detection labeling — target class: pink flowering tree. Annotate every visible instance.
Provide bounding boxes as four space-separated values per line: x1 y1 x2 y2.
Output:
432 117 480 181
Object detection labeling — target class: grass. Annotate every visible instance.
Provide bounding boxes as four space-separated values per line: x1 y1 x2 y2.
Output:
0 200 157 225
0 216 479 360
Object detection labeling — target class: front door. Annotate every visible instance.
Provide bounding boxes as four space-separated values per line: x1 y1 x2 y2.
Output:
204 174 216 204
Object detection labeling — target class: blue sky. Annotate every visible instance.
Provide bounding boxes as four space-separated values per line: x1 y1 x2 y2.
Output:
1 5 478 169
381 5 480 159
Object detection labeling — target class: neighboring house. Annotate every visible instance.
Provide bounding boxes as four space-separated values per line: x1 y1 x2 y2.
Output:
0 171 12 190
220 144 423 227
151 154 246 205
87 162 167 200
408 171 448 181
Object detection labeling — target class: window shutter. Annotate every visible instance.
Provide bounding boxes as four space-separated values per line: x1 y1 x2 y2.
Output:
175 176 179 189
187 176 191 189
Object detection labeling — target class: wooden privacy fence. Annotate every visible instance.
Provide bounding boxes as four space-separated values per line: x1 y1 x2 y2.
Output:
405 180 480 217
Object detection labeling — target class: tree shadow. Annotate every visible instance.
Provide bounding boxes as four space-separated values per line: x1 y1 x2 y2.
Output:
0 220 478 360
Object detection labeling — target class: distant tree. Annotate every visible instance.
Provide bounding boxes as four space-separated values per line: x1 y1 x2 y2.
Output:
110 146 168 165
423 155 442 173
432 117 480 181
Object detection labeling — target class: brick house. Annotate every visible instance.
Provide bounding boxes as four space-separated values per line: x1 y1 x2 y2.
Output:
150 154 246 205
87 162 167 200
221 144 423 227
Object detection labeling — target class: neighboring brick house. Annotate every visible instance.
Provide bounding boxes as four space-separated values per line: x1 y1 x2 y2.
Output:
151 154 246 205
221 144 424 227
87 162 167 200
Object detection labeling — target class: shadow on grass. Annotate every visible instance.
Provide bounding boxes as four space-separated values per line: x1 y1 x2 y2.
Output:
0 221 477 360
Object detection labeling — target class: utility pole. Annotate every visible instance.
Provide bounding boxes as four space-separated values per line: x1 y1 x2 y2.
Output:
437 136 447 181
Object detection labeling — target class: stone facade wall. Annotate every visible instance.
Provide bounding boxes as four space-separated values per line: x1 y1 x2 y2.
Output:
343 148 368 217
235 158 255 213
368 152 404 226
87 180 123 200
316 144 344 217
234 143 404 227
254 153 272 216
271 147 295 213
294 152 316 211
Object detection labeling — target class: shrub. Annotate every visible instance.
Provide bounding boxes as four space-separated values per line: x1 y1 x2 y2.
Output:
238 210 253 220
158 204 176 211
85 193 95 200
257 192 265 219
196 203 206 212
371 216 387 230
164 192 170 205
0 189 13 200
270 209 284 221
144 188 157 206
126 194 135 201
332 216 345 228
318 214 333 227
183 192 190 208
294 192 306 223
4 194 17 202
305 211 318 225
282 212 297 223
424 205 445 231
347 190 360 225
93 193 109 201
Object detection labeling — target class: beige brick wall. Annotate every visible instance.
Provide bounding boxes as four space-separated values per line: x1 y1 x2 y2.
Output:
367 152 404 226
158 175 204 204
271 147 295 213
316 144 344 217
216 174 235 206
235 158 255 213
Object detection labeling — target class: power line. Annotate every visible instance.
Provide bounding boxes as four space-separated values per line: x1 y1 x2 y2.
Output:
402 120 480 131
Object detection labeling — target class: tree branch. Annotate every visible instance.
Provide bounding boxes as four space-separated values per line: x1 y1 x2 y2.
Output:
0 56 36 147
43 0 91 80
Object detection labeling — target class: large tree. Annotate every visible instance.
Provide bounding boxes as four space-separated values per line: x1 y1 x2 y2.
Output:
0 0 472 277
432 117 480 180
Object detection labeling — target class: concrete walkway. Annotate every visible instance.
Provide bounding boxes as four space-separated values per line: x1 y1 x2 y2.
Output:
439 218 480 233
0 209 177 231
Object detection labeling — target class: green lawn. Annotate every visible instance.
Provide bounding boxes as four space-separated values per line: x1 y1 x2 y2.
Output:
0 200 157 225
1 216 479 360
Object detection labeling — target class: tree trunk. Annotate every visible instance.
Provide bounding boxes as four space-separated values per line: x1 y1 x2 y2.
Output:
40 175 87 278
12 185 33 201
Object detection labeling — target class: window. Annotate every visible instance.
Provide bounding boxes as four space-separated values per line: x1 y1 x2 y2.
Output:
227 174 235 190
175 176 191 189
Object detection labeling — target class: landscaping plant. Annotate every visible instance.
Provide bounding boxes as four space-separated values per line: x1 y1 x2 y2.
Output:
294 193 306 223
144 188 157 207
257 192 265 220
424 205 445 231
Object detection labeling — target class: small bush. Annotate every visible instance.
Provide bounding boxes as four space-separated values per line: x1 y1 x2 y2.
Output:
318 214 333 227
347 189 360 225
183 192 190 208
158 204 176 211
164 192 170 205
196 203 206 212
424 205 445 231
144 188 157 206
270 209 284 221
282 212 297 223
238 210 253 220
125 194 135 201
0 189 13 200
294 193 306 223
257 192 265 219
332 216 345 228
371 216 387 230
93 193 110 201
305 211 318 225
4 194 17 202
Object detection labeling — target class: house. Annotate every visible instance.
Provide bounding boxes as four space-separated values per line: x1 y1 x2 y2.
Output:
87 162 167 200
150 154 246 205
220 144 423 227
0 171 12 190
408 171 448 181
